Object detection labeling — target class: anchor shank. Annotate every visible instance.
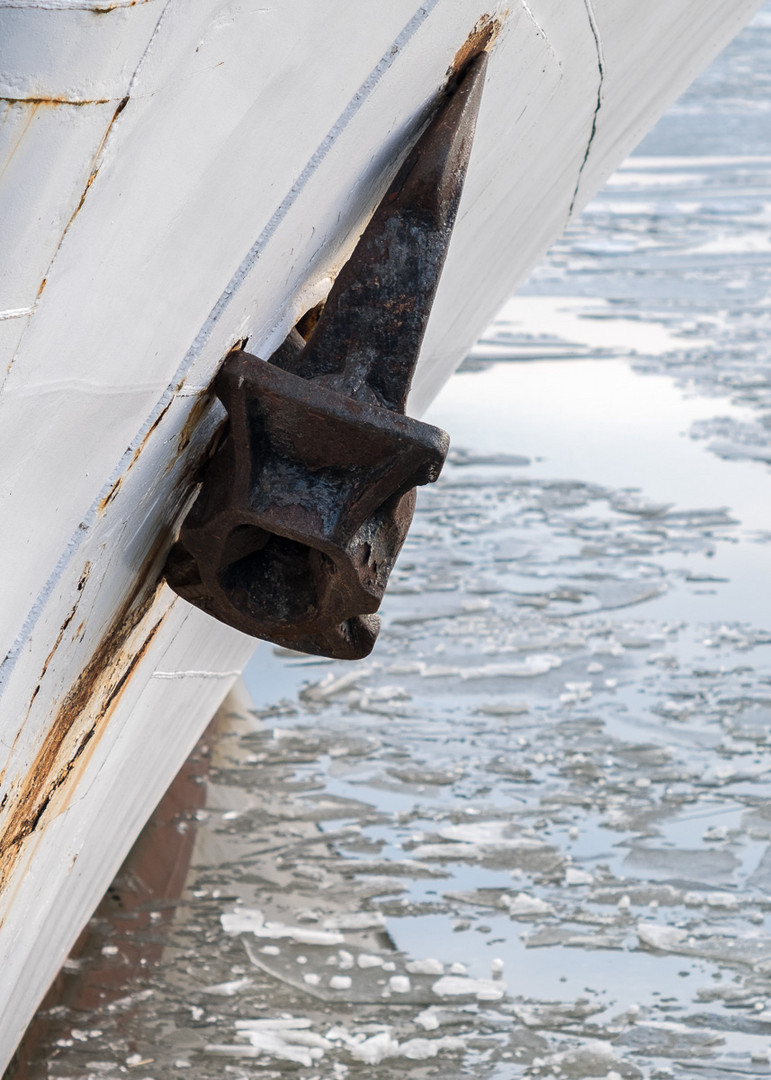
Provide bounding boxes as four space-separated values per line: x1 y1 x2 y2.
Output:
285 52 488 413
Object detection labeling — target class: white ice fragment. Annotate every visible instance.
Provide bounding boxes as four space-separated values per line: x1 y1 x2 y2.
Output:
323 913 386 931
431 975 504 1001
358 954 384 968
540 1040 620 1077
684 891 741 909
339 1026 466 1063
304 973 321 986
448 962 467 975
329 975 352 990
349 1032 399 1064
260 945 280 955
637 922 688 951
101 945 119 957
586 662 604 674
366 685 410 702
461 655 562 679
605 678 618 688
617 895 631 912
209 1023 330 1067
221 908 344 945
565 867 594 885
401 1036 466 1059
389 975 411 993
501 892 554 917
337 950 355 970
491 958 504 978
415 1008 441 1030
406 958 444 975
202 977 253 996
302 669 370 702
437 821 546 851
568 826 579 840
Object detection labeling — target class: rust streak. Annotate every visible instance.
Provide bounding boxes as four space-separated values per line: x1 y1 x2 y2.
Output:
99 477 122 513
129 397 174 469
0 563 92 795
175 388 215 454
53 96 129 251
448 14 501 80
52 613 167 802
0 97 114 108
0 563 167 892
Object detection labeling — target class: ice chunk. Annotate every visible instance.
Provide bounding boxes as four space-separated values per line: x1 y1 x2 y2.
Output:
501 892 555 917
208 1018 331 1066
349 1032 399 1064
221 908 344 945
431 975 505 1001
636 923 688 951
406 958 445 975
357 954 384 968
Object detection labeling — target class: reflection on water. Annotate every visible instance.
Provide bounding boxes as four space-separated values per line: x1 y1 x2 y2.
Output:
10 7 771 1080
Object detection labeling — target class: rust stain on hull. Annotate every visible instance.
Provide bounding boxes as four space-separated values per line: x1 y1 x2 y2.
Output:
175 388 215 455
0 97 115 108
448 14 502 80
98 477 122 512
127 397 174 472
0 566 168 895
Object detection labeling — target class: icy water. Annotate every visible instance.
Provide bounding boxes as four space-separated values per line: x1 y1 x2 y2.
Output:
12 9 771 1080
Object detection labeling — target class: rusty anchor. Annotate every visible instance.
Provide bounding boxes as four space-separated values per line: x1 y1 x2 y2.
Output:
165 52 487 659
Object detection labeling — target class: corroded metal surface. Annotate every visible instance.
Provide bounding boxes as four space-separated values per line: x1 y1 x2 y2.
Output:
166 54 488 659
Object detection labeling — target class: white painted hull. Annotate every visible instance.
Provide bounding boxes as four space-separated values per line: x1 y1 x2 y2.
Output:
0 0 763 1065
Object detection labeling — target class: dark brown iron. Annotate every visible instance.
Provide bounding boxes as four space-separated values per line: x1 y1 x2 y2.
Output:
165 52 488 659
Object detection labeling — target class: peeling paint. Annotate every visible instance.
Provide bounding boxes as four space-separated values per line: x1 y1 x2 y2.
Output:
448 13 502 80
